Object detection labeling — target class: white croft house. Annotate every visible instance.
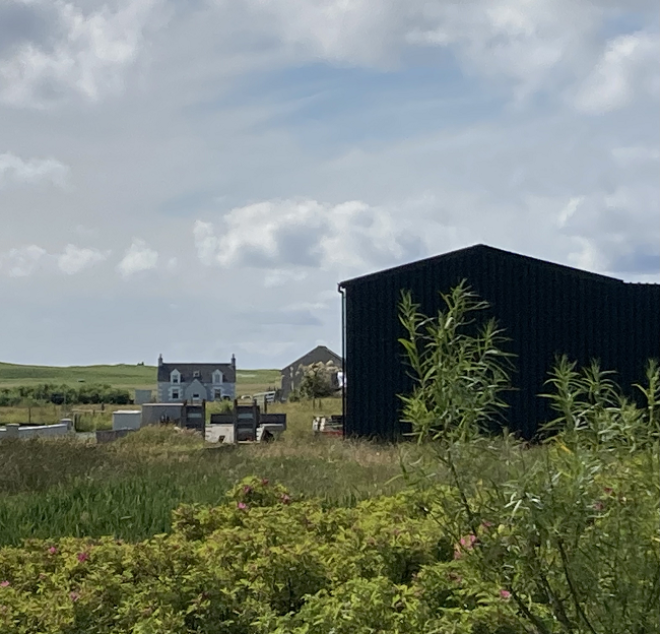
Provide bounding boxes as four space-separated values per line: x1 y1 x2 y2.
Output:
157 354 237 402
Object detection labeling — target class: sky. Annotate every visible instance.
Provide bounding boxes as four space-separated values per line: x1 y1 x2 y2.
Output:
0 0 658 369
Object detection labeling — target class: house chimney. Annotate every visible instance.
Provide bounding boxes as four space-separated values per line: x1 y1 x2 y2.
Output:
231 353 236 370
158 353 163 366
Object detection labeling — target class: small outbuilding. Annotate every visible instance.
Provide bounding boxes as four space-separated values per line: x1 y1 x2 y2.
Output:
112 410 142 431
280 345 343 400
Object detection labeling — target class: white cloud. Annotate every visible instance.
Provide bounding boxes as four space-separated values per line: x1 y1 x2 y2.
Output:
555 183 659 275
3 0 655 113
568 236 607 271
193 198 422 273
405 0 597 102
574 31 660 113
220 0 643 108
0 152 69 187
1 245 46 277
116 238 159 277
0 0 160 108
1 243 110 277
557 196 584 228
0 0 657 367
57 244 108 274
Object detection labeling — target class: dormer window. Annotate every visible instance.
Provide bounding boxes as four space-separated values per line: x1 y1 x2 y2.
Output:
170 369 181 384
212 370 223 384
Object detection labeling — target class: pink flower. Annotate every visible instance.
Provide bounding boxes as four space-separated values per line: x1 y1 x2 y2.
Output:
280 494 291 505
499 589 512 600
453 549 462 560
242 485 253 495
69 591 80 602
48 546 58 555
0 581 10 588
237 502 248 511
480 521 493 530
459 534 477 549
77 552 89 563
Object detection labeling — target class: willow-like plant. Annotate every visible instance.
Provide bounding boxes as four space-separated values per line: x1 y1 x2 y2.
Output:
541 355 660 450
398 285 660 634
398 281 514 444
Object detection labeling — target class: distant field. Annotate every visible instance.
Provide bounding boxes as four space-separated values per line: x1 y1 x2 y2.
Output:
0 362 156 390
0 362 280 396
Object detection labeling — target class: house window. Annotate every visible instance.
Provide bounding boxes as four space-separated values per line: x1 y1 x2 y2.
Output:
171 370 180 384
193 393 200 399
213 389 222 400
213 370 222 384
171 389 180 400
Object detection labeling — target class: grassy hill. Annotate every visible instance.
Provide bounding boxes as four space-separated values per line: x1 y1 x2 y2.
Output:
0 362 280 395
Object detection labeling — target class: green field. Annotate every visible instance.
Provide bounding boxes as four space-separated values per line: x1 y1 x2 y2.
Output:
0 362 282 428
0 362 280 396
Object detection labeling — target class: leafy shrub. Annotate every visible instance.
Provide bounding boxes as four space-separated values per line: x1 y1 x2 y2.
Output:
0 448 657 633
399 283 660 634
0 383 131 407
0 478 530 634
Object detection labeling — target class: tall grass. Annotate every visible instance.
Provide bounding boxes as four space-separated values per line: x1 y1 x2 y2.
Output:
0 411 412 546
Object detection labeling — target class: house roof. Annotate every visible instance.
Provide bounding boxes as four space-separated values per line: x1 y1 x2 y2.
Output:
338 244 631 289
157 362 236 384
281 345 343 373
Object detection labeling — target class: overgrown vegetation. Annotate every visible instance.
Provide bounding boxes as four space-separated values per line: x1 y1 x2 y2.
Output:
398 283 660 634
0 409 397 547
0 286 657 633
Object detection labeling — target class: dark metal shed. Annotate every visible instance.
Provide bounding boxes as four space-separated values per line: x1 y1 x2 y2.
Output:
338 244 660 440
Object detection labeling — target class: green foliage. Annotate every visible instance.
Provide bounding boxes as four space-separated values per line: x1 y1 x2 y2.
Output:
0 383 131 407
399 283 660 634
0 425 407 547
542 355 660 447
0 481 530 634
298 361 340 403
1 309 658 634
0 425 657 632
398 281 513 442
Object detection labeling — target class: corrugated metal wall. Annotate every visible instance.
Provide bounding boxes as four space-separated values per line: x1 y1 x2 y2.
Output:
341 246 660 440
